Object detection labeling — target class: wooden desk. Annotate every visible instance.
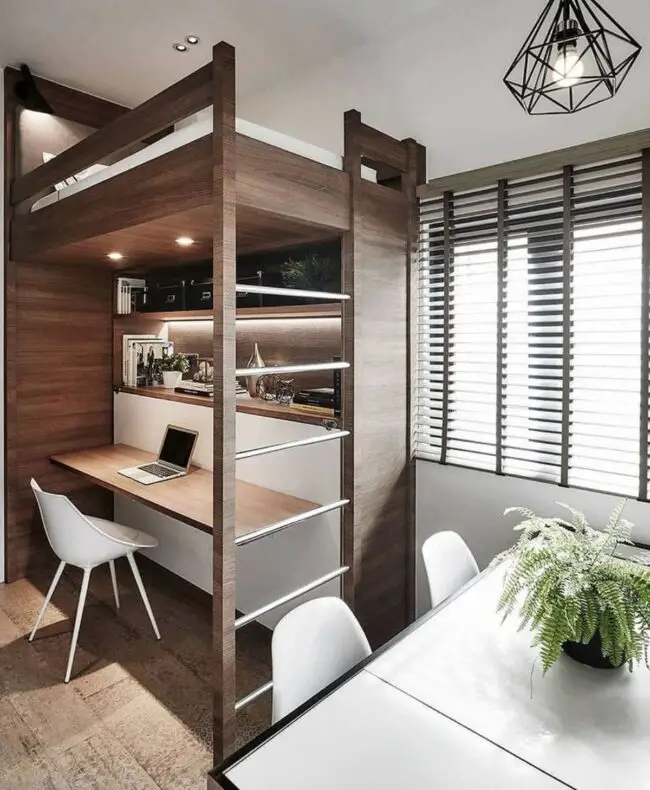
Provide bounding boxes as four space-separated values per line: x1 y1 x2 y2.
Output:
51 443 319 538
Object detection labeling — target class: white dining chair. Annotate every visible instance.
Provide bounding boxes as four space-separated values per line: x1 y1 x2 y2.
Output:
271 596 371 722
422 531 479 609
29 478 161 682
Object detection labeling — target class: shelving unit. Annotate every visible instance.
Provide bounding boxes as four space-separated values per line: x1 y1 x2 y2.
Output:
113 303 341 323
117 385 339 427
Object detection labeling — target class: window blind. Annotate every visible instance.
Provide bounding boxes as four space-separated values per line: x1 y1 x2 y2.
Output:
416 151 648 500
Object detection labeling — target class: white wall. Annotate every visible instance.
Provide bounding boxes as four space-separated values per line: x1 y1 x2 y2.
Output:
415 460 650 616
243 0 650 179
113 392 341 627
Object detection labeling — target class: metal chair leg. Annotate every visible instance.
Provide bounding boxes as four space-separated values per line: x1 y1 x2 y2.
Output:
65 567 91 683
109 560 120 610
29 561 66 642
126 552 160 640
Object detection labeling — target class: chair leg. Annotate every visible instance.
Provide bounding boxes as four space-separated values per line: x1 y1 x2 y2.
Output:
109 560 120 610
126 552 160 640
29 560 66 642
65 567 91 683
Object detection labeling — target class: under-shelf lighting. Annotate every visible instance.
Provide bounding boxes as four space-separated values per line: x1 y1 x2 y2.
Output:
107 252 124 261
175 236 195 247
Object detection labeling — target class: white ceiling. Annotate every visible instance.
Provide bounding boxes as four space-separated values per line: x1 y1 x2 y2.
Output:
0 0 441 106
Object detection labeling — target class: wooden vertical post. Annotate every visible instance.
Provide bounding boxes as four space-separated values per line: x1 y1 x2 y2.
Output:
402 138 426 623
3 71 17 584
341 109 362 613
212 41 237 764
342 110 425 645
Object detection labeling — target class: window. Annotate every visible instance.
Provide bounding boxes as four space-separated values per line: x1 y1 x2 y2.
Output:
416 153 647 499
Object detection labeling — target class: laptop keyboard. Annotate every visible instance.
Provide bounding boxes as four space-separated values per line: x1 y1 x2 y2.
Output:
139 463 179 478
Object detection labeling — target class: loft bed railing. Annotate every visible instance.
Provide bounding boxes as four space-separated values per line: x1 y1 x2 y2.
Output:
10 63 213 207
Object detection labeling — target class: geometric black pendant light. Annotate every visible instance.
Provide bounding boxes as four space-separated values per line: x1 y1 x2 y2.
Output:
504 0 642 115
13 64 54 114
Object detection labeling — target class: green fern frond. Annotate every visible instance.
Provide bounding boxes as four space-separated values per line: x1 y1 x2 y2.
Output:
498 500 650 673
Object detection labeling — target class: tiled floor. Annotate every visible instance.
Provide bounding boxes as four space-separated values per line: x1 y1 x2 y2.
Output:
0 560 271 790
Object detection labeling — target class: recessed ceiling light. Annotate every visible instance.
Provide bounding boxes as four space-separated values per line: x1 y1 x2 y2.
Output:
176 236 195 247
185 35 200 45
173 43 188 53
107 252 124 261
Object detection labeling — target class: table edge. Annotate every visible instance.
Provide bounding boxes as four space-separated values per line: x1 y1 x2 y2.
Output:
210 564 496 786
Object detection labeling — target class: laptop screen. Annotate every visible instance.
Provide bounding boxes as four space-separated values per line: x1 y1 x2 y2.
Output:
158 426 197 470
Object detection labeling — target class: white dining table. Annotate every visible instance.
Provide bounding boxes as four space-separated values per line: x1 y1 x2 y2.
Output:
212 565 650 790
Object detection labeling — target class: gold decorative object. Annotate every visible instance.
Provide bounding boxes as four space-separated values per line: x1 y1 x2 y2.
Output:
245 343 265 398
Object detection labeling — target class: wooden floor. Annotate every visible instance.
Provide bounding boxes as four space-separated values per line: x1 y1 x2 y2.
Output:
0 560 272 789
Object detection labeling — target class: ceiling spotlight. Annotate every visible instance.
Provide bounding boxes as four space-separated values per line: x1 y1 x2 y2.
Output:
176 236 195 247
14 64 54 114
107 252 124 261
185 35 200 45
173 43 188 53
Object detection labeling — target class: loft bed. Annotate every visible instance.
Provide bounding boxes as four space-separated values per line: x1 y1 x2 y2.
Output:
4 43 426 764
10 50 412 266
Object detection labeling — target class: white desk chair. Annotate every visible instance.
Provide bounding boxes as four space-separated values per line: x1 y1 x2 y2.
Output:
422 530 479 609
29 478 161 682
271 597 371 722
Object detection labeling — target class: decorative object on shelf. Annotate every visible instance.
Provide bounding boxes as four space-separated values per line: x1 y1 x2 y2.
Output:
245 343 265 398
125 338 173 387
504 0 642 115
494 502 650 672
281 253 339 296
194 358 214 384
160 353 190 389
255 375 295 404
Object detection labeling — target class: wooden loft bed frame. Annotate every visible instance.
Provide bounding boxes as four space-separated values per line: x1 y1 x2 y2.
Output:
10 56 352 264
4 43 425 762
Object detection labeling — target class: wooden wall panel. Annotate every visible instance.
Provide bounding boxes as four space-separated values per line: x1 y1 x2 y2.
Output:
344 183 411 648
342 109 418 649
6 262 114 581
168 317 341 391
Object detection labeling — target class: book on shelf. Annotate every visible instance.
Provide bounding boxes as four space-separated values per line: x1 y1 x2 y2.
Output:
333 355 342 417
121 334 156 384
289 402 335 416
175 381 247 397
292 387 335 407
116 277 146 315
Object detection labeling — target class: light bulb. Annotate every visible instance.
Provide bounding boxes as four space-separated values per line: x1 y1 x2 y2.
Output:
552 46 584 87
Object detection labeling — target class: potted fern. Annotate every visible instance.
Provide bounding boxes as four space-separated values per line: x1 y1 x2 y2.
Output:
160 353 189 389
497 502 650 672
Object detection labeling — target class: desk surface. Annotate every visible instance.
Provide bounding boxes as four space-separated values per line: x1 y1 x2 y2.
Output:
214 565 650 790
51 443 319 537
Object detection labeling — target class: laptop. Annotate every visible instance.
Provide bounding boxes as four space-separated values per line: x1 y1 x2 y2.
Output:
119 425 199 485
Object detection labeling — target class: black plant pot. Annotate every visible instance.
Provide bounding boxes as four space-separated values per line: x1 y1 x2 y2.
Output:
562 631 624 670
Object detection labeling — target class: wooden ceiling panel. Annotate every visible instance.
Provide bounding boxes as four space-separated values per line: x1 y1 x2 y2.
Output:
13 204 341 269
